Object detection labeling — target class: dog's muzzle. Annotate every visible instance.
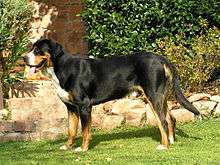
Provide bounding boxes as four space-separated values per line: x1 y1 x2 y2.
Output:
23 51 47 77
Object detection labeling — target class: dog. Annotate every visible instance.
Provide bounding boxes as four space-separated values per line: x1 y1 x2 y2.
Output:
24 38 201 152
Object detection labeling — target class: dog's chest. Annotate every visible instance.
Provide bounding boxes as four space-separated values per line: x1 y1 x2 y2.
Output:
46 67 74 105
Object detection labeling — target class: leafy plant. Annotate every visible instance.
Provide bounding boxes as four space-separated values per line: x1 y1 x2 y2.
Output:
81 0 219 57
0 0 32 97
157 27 220 90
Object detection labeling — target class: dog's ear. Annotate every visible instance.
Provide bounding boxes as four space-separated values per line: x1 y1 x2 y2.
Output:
55 42 64 56
48 40 64 57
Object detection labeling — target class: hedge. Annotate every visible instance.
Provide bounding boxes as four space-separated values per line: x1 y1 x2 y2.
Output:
81 0 219 57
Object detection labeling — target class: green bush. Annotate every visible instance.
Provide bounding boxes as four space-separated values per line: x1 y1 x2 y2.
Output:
82 0 219 57
0 0 32 97
157 27 220 90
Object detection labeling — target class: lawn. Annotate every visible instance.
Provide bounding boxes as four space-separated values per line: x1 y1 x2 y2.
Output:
0 118 220 165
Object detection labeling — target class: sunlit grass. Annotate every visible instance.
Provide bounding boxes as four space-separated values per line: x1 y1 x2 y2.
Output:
0 118 219 165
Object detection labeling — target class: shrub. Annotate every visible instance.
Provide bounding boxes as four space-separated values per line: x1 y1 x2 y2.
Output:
82 0 219 57
157 27 220 90
0 0 32 97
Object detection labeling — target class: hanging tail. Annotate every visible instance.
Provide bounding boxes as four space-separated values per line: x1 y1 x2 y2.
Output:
163 57 201 116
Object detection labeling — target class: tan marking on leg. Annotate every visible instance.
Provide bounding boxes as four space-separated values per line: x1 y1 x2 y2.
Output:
130 85 169 149
142 92 169 149
82 113 92 152
153 111 169 150
166 111 175 144
60 110 79 150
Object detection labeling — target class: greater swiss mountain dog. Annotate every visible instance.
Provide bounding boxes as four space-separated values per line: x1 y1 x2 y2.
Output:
24 38 201 152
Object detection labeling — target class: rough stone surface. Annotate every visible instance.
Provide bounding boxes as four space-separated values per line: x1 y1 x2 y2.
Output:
92 104 105 114
193 101 217 113
214 103 220 116
111 99 145 115
13 121 36 132
0 121 13 132
0 109 9 120
210 95 220 103
9 81 58 98
9 96 67 122
101 115 125 130
188 93 211 102
167 101 178 110
145 104 158 126
91 113 106 128
124 108 147 126
2 132 22 142
171 108 195 123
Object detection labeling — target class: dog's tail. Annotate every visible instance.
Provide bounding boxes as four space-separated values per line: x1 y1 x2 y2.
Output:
163 58 201 116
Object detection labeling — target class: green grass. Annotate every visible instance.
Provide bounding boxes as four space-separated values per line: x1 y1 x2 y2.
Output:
0 118 220 165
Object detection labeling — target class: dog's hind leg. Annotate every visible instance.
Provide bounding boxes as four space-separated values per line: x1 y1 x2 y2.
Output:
143 91 169 150
60 104 79 150
166 110 176 144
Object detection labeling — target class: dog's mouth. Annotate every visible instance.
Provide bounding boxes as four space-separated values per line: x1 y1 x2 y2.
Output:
27 59 47 76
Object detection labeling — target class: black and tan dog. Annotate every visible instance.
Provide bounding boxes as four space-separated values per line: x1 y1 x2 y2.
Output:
24 38 201 152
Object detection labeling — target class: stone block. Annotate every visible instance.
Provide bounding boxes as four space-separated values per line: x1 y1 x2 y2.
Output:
171 108 195 123
146 104 157 126
214 103 220 116
91 113 106 128
188 93 211 102
0 121 13 132
125 108 147 126
0 109 9 120
193 101 217 114
9 96 67 122
210 95 220 103
3 132 21 142
16 133 31 141
13 121 36 132
101 115 124 130
111 98 145 115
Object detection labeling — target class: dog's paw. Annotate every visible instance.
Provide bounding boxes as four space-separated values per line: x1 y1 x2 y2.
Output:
74 147 83 152
156 145 168 150
60 145 69 150
169 137 175 144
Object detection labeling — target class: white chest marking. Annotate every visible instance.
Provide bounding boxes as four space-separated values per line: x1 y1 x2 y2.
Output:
26 50 36 66
46 67 73 105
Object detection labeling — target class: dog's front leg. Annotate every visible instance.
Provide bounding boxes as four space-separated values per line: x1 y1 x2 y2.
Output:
75 104 92 152
60 104 79 150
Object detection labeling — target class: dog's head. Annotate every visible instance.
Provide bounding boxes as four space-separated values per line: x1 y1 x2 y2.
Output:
24 39 64 76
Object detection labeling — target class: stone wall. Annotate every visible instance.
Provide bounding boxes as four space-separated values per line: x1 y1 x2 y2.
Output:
29 0 88 55
0 80 219 142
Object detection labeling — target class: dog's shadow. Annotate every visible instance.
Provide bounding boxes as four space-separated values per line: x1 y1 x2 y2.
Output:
49 126 202 150
88 126 202 149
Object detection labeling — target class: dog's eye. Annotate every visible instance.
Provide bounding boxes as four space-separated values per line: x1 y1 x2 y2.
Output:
34 49 44 55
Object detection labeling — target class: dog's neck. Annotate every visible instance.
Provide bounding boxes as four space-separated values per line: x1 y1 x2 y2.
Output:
46 67 59 84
